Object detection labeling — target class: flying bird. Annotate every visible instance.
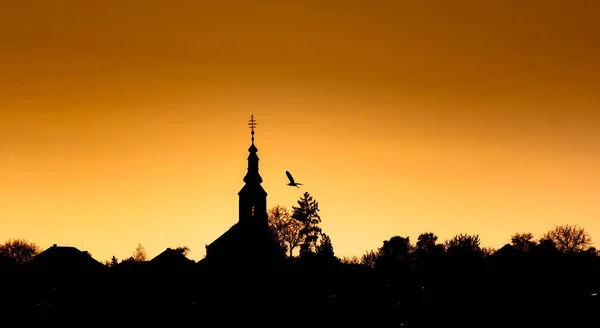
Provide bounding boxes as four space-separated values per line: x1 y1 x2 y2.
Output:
286 171 303 188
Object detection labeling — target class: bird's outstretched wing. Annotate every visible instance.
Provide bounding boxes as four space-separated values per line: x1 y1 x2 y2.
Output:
286 170 295 184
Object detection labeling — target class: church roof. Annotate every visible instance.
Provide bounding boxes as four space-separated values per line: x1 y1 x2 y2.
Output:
206 220 284 259
238 183 267 196
207 222 243 251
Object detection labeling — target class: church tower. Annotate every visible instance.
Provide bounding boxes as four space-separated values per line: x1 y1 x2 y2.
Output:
238 115 268 226
202 115 285 265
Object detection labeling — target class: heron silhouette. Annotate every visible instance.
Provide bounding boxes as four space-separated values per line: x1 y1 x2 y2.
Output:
286 171 303 188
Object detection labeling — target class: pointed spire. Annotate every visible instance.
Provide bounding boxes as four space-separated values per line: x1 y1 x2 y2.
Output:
248 114 258 153
244 114 262 184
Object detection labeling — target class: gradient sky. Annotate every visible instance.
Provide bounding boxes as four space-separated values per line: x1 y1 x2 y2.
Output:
1 0 599 262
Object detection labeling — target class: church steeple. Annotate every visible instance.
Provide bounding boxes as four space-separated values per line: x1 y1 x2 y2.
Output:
204 115 286 263
243 114 263 184
238 114 267 224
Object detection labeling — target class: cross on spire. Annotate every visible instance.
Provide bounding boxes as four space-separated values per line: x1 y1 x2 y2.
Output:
248 114 257 143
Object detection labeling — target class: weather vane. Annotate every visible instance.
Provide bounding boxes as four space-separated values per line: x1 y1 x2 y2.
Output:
248 114 257 141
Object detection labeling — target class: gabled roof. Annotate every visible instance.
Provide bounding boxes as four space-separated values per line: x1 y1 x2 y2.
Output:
206 223 243 251
206 221 274 252
205 220 286 264
30 244 105 273
149 248 195 267
493 243 519 257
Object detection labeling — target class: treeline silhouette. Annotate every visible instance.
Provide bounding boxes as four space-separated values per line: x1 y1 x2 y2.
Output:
1 192 598 327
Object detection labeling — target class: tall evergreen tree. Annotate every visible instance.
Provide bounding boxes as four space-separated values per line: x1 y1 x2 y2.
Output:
292 192 322 256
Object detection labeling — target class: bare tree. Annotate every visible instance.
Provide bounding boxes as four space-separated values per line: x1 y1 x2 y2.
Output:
361 250 378 268
510 232 536 252
340 255 360 265
133 243 147 262
268 205 303 257
0 238 42 264
542 224 593 253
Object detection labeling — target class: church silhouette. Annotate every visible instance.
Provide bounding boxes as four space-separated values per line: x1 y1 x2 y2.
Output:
199 115 286 269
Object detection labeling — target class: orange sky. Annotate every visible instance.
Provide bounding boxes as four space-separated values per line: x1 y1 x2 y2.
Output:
1 0 599 262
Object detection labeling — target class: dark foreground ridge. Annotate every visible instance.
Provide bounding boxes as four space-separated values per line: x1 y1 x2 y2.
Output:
1 243 599 328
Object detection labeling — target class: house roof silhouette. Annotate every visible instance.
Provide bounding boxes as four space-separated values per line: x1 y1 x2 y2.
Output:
149 247 194 269
29 244 105 273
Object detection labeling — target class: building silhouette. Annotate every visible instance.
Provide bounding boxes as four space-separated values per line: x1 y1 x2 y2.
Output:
149 247 194 272
201 115 285 267
28 244 105 274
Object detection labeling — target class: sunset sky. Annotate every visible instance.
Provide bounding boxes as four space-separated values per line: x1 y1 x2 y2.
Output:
1 0 599 262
